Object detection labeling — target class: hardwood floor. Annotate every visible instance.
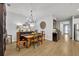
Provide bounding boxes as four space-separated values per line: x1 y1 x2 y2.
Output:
4 34 79 56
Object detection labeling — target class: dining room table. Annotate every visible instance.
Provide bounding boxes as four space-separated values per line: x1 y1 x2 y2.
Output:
21 33 43 48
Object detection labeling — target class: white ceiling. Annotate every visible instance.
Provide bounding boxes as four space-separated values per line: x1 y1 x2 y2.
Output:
6 3 79 20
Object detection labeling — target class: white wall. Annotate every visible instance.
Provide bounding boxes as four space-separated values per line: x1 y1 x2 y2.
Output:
73 18 79 24
35 16 53 41
72 16 74 40
6 11 26 41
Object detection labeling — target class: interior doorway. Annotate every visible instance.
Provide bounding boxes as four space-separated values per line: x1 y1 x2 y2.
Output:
63 24 70 41
63 24 70 34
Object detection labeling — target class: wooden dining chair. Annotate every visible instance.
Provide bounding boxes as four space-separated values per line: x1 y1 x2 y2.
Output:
16 32 27 51
41 31 45 40
37 31 45 45
31 35 39 48
37 33 43 45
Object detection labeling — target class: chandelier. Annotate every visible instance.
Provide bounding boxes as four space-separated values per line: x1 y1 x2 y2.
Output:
16 9 35 32
27 10 35 23
23 9 35 31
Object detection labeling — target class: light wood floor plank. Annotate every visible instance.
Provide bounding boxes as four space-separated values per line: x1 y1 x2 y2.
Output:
4 35 79 56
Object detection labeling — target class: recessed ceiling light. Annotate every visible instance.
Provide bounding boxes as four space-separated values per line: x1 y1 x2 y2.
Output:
77 9 79 11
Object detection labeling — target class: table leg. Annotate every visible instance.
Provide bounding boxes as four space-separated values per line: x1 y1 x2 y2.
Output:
27 39 30 48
